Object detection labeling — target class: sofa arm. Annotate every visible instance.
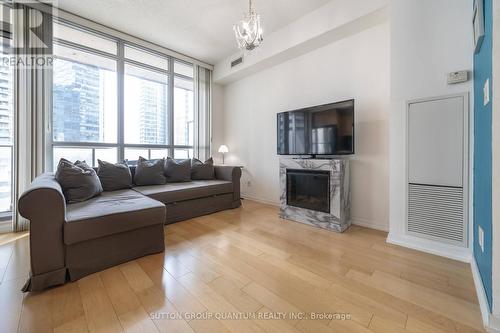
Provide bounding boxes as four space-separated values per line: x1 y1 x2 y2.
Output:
214 166 241 205
18 173 67 290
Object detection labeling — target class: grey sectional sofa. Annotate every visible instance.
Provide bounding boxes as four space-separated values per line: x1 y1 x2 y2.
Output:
18 165 241 291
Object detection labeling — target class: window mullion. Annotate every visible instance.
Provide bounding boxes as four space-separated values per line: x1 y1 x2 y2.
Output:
117 40 125 162
168 57 174 158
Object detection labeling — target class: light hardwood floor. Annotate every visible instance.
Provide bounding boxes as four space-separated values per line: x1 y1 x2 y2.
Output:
0 200 485 333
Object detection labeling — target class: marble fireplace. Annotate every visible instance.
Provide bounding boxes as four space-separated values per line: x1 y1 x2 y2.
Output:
279 158 351 232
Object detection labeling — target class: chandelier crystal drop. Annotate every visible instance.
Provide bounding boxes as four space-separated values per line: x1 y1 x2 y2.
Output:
233 0 263 51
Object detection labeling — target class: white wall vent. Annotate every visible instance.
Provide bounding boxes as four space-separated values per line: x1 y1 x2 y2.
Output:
406 94 468 247
408 184 464 244
231 56 243 68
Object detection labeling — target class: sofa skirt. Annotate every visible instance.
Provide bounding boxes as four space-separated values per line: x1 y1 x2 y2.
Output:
21 267 67 292
66 224 165 281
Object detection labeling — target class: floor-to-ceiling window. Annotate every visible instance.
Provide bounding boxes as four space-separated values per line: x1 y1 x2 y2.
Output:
51 20 199 168
0 4 13 220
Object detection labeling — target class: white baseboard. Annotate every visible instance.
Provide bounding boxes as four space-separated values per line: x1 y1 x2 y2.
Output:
351 217 389 232
241 197 389 232
489 315 500 333
386 232 472 263
241 194 280 207
471 258 500 333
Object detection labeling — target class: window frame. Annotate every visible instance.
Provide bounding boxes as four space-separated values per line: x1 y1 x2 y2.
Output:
49 19 197 169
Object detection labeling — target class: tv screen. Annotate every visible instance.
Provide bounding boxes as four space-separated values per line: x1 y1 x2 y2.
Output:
277 99 354 155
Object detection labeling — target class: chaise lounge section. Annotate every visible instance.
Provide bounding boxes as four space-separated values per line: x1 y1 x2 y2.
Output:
18 165 241 291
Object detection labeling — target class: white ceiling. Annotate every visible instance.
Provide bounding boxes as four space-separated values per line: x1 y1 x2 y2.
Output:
56 0 332 65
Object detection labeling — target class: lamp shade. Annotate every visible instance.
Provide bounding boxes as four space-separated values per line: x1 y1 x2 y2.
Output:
218 145 229 153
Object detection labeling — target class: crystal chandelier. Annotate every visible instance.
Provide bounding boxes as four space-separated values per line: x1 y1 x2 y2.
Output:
233 0 264 51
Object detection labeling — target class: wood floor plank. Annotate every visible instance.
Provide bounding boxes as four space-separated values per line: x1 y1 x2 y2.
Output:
53 316 89 333
140 267 207 315
253 307 302 333
368 315 409 333
188 319 232 333
78 275 123 333
208 276 262 313
7 200 485 333
100 266 142 315
2 236 30 283
0 277 26 333
242 282 302 326
119 261 155 293
136 285 195 333
118 307 159 333
366 270 482 330
177 272 266 333
345 269 484 333
46 281 87 329
18 292 52 333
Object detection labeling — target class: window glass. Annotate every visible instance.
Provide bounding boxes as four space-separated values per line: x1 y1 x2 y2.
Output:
53 147 93 167
53 46 117 143
50 24 199 174
124 148 149 163
0 146 12 212
54 21 117 54
150 149 169 159
124 64 168 145
174 77 194 146
95 148 118 164
0 37 13 213
174 60 194 78
174 148 193 159
125 45 169 70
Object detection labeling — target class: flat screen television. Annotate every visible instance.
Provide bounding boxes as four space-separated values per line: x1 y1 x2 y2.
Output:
277 99 354 156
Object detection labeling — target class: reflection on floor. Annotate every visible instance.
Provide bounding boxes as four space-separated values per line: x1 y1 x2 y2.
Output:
0 201 485 333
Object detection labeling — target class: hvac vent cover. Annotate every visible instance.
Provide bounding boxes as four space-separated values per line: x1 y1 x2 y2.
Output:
231 56 243 68
406 95 468 247
408 184 464 244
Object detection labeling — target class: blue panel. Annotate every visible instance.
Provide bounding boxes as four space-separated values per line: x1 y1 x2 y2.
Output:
473 0 493 311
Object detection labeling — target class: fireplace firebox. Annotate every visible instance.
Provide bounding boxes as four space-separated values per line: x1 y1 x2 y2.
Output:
279 158 350 233
286 169 330 213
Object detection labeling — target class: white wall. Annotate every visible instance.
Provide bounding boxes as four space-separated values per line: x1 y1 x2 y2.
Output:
389 0 473 256
214 0 388 84
215 22 390 230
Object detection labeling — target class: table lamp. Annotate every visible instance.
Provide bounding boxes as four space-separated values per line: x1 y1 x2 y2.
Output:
218 145 229 164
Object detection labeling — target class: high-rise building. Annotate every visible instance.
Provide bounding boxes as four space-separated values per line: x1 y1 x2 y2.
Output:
0 64 12 144
0 59 12 212
139 81 166 144
53 60 102 143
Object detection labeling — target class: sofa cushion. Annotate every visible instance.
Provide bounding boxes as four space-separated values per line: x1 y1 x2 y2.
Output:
64 189 165 245
191 158 215 180
97 160 133 191
55 159 103 203
133 180 233 204
134 157 166 186
165 157 191 182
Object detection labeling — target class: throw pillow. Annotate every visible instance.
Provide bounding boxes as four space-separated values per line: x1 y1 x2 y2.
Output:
55 158 103 203
165 157 191 182
134 156 167 185
191 157 215 180
97 159 132 191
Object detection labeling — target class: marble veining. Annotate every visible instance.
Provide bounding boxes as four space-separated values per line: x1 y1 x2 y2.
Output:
279 158 351 233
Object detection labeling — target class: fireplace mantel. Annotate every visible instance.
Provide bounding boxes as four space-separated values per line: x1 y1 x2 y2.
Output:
279 158 351 232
